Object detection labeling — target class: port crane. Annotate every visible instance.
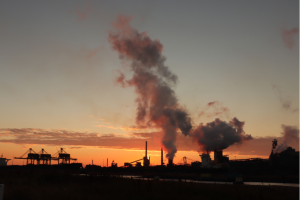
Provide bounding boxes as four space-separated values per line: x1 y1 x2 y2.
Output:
52 148 77 164
37 149 52 165
14 148 40 165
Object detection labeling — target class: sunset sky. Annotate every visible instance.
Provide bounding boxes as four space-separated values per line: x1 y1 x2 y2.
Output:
0 0 299 166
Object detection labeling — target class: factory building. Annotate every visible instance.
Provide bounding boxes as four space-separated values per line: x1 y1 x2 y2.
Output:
213 150 229 164
124 141 150 167
269 140 299 167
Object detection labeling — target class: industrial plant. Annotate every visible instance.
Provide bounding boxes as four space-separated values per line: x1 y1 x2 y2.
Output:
0 139 298 184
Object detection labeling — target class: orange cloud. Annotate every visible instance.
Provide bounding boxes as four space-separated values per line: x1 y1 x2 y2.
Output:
0 128 298 159
96 125 120 129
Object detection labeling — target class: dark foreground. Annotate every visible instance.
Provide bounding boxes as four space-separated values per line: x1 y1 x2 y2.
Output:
0 173 298 200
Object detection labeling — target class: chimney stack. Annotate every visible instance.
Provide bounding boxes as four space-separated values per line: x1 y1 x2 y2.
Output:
167 158 173 167
161 148 163 166
143 141 150 167
145 141 147 158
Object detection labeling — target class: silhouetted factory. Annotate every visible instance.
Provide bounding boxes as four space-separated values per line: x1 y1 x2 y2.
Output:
0 139 298 183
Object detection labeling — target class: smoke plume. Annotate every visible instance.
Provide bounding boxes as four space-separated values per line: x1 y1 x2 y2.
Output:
193 118 252 152
274 125 299 153
272 84 299 113
76 0 95 22
198 101 230 119
109 15 192 159
280 26 299 50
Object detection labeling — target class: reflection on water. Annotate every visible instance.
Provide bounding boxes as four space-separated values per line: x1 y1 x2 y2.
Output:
121 176 299 188
243 182 298 187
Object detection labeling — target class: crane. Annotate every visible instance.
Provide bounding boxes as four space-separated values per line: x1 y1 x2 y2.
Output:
52 148 77 164
14 148 40 165
37 148 52 165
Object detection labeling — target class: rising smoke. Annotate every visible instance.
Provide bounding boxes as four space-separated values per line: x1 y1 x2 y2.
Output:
198 101 230 119
192 118 252 152
280 26 299 50
109 15 192 159
272 84 299 113
274 125 299 153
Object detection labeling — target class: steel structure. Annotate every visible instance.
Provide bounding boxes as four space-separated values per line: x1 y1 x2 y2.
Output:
177 156 196 165
124 158 143 167
37 149 52 165
124 141 150 167
14 148 40 165
52 148 77 164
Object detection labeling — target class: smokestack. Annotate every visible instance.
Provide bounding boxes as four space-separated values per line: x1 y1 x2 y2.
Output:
214 150 223 164
168 159 173 166
107 158 108 167
145 141 147 158
161 148 163 166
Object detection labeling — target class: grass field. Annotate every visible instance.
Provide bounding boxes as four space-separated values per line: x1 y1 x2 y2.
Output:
0 173 298 200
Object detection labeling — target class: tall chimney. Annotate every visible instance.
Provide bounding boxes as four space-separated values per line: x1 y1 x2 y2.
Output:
161 148 163 166
145 141 147 158
107 158 108 167
168 158 173 167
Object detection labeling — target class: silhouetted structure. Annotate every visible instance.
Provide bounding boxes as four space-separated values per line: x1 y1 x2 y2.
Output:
214 150 229 164
52 148 77 164
161 148 164 166
124 141 150 167
0 154 10 166
143 141 150 167
111 160 118 167
167 158 173 167
38 149 51 165
15 148 40 165
200 153 211 168
270 146 299 167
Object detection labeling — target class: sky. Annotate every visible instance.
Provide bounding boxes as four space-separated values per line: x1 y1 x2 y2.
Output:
0 0 299 166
